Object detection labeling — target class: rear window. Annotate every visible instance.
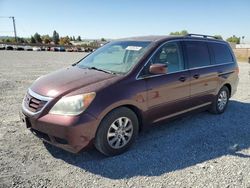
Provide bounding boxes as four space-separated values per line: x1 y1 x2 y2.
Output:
209 43 233 64
185 41 211 68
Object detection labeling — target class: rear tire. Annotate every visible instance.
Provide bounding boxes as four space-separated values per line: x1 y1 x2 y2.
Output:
94 107 139 156
209 86 229 114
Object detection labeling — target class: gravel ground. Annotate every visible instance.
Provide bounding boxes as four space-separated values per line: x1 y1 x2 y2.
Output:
0 51 250 188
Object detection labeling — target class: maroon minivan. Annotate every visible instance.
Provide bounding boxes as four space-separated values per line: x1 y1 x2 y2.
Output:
21 34 239 156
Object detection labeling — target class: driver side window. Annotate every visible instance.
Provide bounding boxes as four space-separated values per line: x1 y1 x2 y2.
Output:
150 42 184 73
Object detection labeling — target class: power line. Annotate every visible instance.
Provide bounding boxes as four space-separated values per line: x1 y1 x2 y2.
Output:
0 31 13 32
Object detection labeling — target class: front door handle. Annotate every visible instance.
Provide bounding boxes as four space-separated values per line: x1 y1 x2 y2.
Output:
179 76 186 82
193 74 200 79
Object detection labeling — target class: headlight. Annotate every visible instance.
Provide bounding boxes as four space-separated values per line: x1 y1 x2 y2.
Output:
49 92 96 115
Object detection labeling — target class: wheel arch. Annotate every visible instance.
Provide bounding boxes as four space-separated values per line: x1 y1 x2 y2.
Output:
122 104 144 132
95 103 145 136
223 83 232 97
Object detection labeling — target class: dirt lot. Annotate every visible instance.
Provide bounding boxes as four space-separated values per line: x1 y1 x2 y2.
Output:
0 51 250 188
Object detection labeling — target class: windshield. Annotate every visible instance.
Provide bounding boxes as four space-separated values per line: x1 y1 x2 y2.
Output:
76 41 151 74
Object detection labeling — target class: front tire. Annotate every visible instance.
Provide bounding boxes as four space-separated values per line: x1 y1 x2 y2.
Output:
95 107 139 156
209 86 229 114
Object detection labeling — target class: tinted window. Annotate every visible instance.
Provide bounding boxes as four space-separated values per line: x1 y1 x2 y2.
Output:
209 43 233 64
185 41 211 68
150 42 184 73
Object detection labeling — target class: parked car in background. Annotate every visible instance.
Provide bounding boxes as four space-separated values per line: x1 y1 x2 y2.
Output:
74 47 83 52
32 47 40 51
16 46 25 51
58 47 65 52
45 47 51 51
50 47 59 52
66 47 74 52
20 34 239 156
0 44 5 50
41 47 46 51
65 47 82 52
6 45 14 50
24 46 33 51
33 47 42 51
84 47 93 52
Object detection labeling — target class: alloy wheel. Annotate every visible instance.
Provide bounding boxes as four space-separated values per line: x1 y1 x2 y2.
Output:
107 117 133 149
217 90 228 111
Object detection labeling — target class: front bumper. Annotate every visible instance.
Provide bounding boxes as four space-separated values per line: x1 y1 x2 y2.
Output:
20 110 98 153
20 90 98 153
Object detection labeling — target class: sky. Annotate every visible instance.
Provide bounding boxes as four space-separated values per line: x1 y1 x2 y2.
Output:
0 0 250 42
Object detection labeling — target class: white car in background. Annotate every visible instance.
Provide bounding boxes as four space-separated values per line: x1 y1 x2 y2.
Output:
14 45 25 51
0 44 5 50
25 46 33 51
32 47 41 51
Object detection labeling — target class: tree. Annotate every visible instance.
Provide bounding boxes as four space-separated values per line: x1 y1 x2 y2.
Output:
169 30 188 36
41 35 52 44
72 36 76 41
59 36 71 45
33 32 42 43
90 40 99 48
226 35 240 44
5 38 11 43
2 37 16 43
101 38 106 42
214 35 223 40
30 36 36 43
77 36 82 41
17 37 27 43
52 30 60 44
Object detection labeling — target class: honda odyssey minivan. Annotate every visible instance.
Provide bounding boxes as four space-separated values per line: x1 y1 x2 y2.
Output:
20 34 239 156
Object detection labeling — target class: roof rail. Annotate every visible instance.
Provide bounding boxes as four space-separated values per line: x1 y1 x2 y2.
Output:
185 34 221 40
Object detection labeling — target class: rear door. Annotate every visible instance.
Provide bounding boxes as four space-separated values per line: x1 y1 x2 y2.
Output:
183 40 219 107
208 42 238 94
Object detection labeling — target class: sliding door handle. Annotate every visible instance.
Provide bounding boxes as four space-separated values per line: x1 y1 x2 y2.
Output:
193 74 200 79
179 76 186 82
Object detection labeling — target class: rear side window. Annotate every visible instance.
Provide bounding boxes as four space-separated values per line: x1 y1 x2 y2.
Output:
185 41 211 68
209 43 233 64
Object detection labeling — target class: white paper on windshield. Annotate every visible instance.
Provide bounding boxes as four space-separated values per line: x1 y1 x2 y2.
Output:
126 46 142 51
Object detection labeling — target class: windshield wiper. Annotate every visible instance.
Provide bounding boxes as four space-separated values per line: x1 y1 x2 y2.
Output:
87 66 116 75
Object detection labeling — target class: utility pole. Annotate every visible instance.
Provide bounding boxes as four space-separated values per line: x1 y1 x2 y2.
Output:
0 16 18 42
9 16 17 43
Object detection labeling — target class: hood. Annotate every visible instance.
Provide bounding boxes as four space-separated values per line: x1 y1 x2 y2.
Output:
30 66 116 97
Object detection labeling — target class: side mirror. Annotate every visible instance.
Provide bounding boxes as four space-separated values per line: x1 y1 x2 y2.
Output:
149 63 167 75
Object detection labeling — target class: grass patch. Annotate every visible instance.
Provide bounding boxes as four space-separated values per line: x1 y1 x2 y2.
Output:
236 56 249 62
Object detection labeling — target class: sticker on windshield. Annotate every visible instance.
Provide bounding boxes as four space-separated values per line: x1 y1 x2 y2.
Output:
126 46 142 51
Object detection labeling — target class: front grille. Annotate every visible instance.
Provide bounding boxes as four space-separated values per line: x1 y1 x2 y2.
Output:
24 93 47 113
